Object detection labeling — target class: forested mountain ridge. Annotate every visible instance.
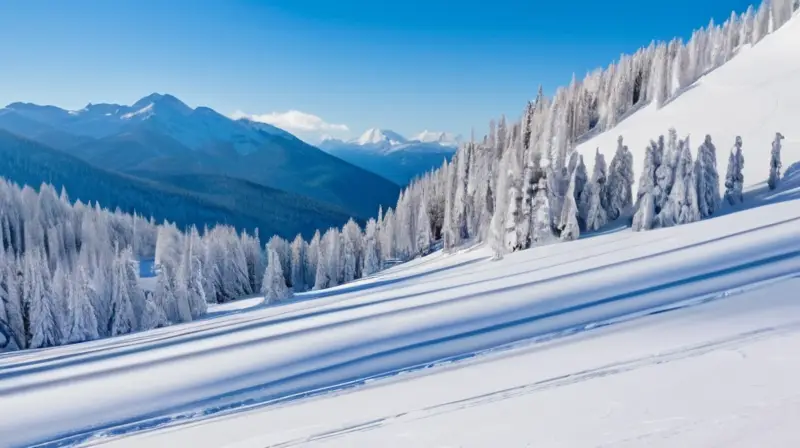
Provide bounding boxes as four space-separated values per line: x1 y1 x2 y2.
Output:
0 129 353 239
0 94 400 219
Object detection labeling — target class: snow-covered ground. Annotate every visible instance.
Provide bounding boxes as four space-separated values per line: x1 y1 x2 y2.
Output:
2 10 800 448
0 170 798 447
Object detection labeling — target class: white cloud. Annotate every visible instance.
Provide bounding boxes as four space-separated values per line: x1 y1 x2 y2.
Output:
232 110 349 133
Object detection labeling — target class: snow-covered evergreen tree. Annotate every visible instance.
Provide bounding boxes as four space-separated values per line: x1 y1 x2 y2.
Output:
290 235 307 292
662 138 702 226
26 249 60 348
632 192 656 231
139 292 169 331
530 177 556 246
416 198 432 256
313 231 331 291
605 137 635 221
582 149 609 231
695 135 721 218
724 136 746 205
65 265 99 343
559 169 581 241
109 246 137 337
768 132 784 190
306 230 321 288
0 251 24 350
341 220 360 284
362 219 381 275
262 248 292 304
654 131 677 213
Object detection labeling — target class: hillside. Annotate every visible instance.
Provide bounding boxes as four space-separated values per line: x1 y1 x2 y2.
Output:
0 130 353 239
1 172 798 446
577 11 800 196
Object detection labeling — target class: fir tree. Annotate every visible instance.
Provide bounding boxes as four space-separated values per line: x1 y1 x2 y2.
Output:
768 132 784 190
262 248 292 304
65 265 100 343
695 135 721 218
416 199 432 256
724 136 745 205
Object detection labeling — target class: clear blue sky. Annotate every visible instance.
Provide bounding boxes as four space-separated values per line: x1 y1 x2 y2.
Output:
0 0 754 142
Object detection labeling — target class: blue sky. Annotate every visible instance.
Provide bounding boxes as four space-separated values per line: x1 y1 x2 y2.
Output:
0 0 755 142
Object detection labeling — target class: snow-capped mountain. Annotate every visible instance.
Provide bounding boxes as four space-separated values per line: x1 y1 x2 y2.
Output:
0 94 401 219
412 130 462 147
355 128 408 147
319 128 458 184
0 93 293 155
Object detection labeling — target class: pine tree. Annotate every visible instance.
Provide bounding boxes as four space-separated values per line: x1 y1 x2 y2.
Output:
139 292 169 331
724 136 746 205
583 182 608 232
632 192 656 231
153 264 177 325
605 136 635 221
768 132 784 190
65 265 99 343
290 235 307 292
262 248 292 304
363 219 381 276
559 170 581 241
341 221 359 284
695 135 721 218
583 149 609 231
109 247 136 336
654 131 677 214
306 230 321 288
0 251 24 350
26 249 60 348
416 198 432 256
530 177 556 246
662 138 702 226
313 231 330 291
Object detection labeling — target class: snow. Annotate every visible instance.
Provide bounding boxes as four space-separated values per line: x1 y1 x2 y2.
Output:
412 130 462 147
577 12 800 199
0 176 798 446
355 128 408 146
120 103 154 120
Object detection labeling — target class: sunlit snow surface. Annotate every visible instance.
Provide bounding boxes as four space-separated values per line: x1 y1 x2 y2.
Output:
3 13 800 448
0 170 797 447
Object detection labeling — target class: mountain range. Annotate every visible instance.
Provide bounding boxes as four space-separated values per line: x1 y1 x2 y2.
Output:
319 128 460 184
0 94 403 236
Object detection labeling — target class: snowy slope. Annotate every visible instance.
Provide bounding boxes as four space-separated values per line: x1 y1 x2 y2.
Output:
108 278 800 448
0 174 798 447
577 13 800 197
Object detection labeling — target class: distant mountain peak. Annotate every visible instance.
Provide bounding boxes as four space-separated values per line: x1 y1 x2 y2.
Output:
131 93 193 116
354 128 407 146
412 130 462 147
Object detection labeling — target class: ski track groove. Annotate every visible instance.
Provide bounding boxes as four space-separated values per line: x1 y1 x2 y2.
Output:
269 322 800 448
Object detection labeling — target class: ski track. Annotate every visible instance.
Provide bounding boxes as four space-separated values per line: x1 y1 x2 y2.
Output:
29 254 800 447
269 321 800 448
